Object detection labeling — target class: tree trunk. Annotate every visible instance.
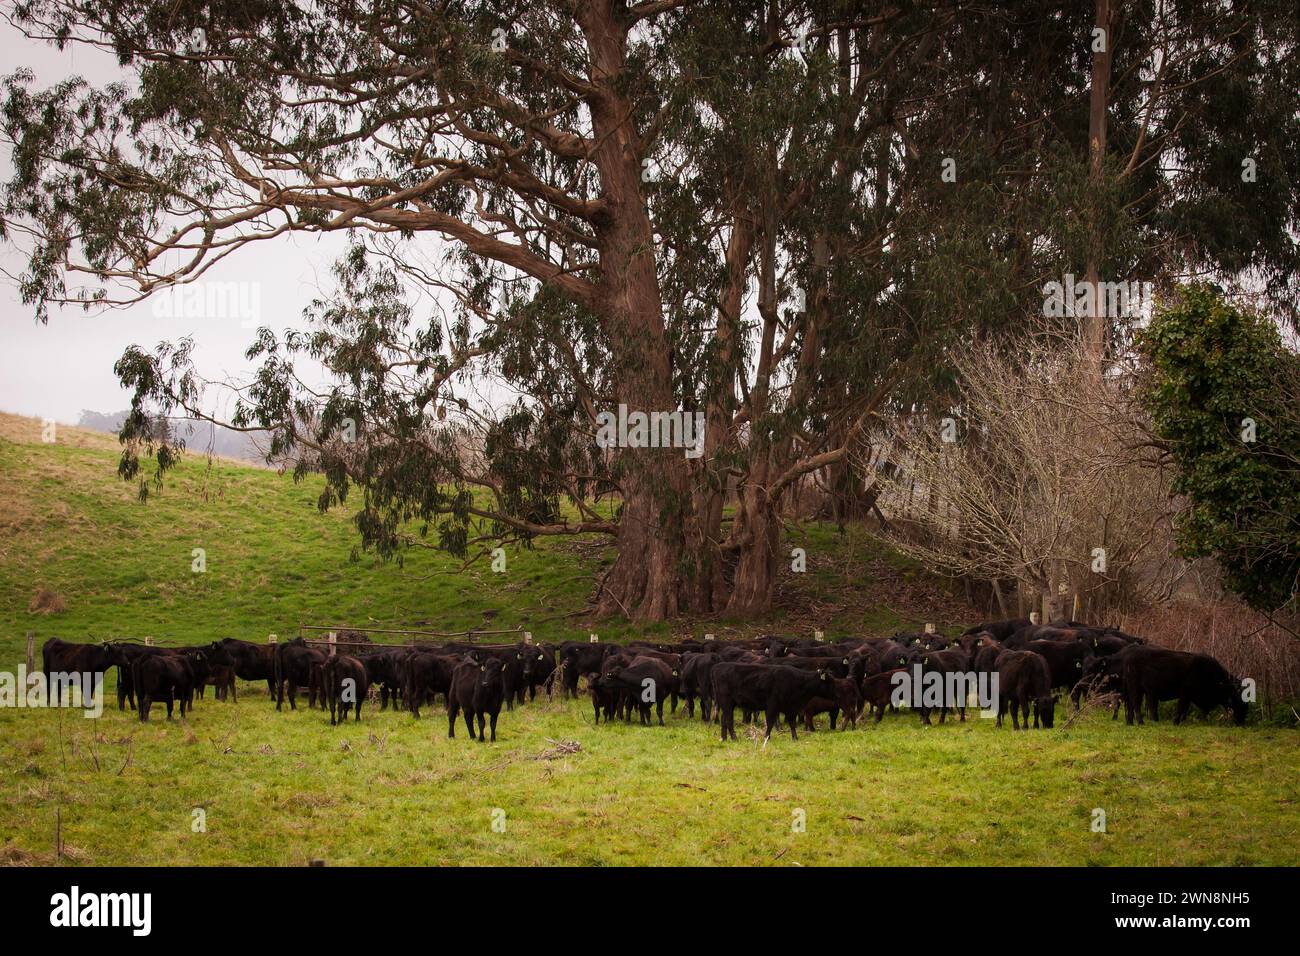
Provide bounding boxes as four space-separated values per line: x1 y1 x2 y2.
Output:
581 0 695 621
726 486 782 617
1084 0 1113 364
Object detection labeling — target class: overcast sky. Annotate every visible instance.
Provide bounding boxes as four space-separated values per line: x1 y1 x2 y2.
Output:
0 18 346 425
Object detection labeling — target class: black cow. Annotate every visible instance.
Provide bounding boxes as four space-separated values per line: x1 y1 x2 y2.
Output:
134 652 203 722
995 650 1055 730
679 652 720 721
558 642 612 699
1075 647 1134 719
917 646 973 724
1023 639 1094 708
710 662 836 742
874 640 913 672
861 668 908 723
40 638 121 706
404 650 458 718
274 638 326 711
599 656 677 726
448 657 506 742
321 655 369 725
359 650 406 710
587 672 620 723
961 618 1031 641
1121 646 1246 726
520 644 557 701
802 677 863 730
216 638 277 696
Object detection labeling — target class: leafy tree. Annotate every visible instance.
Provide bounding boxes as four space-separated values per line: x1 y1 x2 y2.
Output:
1141 285 1300 613
2 1 1296 620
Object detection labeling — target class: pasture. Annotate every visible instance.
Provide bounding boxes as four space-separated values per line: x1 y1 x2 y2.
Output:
2 681 1296 867
1 415 1296 867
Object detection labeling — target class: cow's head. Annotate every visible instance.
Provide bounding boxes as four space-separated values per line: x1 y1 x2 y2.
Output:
478 657 504 688
1036 694 1057 729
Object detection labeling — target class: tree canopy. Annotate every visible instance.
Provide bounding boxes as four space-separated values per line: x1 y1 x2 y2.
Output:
3 1 1297 620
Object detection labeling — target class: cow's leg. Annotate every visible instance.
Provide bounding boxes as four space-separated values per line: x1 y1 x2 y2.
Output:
786 710 800 740
165 690 175 721
447 697 458 738
656 698 665 726
464 709 476 740
488 711 498 742
1149 696 1160 723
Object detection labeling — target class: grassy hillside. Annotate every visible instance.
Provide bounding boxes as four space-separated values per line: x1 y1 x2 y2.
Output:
0 412 955 652
0 413 1296 867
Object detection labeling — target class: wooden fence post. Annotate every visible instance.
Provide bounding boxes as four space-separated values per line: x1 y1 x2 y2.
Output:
327 631 337 657
589 633 599 643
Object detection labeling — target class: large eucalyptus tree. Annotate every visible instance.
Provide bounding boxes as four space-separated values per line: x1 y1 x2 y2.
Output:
3 1 1295 620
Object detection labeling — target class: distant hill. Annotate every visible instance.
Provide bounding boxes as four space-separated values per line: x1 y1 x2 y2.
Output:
76 409 271 465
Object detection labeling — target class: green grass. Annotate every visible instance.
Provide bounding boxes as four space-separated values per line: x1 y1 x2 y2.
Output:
0 413 1296 866
2 689 1295 866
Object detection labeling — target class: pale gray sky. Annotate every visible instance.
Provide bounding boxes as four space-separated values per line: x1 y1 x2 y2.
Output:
0 18 347 424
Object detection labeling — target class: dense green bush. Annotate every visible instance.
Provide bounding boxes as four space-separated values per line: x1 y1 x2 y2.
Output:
1141 285 1300 612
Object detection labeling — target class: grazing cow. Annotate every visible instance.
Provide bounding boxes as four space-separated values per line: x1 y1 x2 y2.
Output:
134 652 203 722
1076 648 1134 719
448 657 506 742
321 655 369 725
802 677 863 731
710 662 836 742
216 638 277 696
40 639 121 706
273 638 326 711
404 650 458 718
599 656 677 726
995 650 1055 730
1121 646 1246 726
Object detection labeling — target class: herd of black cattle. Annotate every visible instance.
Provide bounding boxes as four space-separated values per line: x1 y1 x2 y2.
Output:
38 616 1248 742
